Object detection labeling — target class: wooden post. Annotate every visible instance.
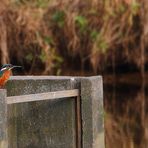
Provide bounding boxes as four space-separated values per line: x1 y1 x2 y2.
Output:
0 89 8 148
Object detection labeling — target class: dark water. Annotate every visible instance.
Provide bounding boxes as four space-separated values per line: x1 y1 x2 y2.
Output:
104 82 148 148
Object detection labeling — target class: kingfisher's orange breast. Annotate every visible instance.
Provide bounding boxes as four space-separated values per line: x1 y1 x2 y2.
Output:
0 70 11 86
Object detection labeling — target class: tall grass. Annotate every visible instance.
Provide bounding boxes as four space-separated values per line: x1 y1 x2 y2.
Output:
0 0 146 74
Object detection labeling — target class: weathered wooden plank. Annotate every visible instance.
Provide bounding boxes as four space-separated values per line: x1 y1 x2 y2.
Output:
7 89 79 104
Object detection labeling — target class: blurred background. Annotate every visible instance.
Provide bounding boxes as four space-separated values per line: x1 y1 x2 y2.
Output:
0 0 148 147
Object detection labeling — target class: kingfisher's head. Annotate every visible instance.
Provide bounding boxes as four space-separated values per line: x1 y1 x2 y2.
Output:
0 64 22 72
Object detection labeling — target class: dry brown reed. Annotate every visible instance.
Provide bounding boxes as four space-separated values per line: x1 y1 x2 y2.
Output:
0 0 147 74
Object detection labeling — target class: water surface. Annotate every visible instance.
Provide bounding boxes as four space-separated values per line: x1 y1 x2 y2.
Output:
105 82 148 148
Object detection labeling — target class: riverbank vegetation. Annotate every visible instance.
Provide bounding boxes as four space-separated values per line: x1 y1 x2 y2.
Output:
0 0 147 75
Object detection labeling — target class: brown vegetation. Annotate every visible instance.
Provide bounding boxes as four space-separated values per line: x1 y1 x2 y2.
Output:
0 0 147 75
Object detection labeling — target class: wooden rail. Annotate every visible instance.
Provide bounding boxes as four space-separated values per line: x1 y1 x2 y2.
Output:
7 89 79 104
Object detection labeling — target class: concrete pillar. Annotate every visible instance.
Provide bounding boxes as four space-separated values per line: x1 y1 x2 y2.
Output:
81 76 104 148
0 89 8 148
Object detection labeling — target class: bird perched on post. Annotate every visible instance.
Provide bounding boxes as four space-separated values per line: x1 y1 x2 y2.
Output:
0 64 21 88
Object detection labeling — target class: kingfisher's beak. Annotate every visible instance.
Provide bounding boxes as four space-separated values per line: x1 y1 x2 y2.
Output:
10 65 22 70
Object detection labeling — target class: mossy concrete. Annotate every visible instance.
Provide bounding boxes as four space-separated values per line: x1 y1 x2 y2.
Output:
80 76 104 148
0 76 104 148
6 77 76 148
0 89 8 148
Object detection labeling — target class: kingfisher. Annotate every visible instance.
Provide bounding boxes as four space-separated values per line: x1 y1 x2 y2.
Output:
0 64 22 88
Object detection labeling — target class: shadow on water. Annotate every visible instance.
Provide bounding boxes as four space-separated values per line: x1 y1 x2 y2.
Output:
104 82 148 148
